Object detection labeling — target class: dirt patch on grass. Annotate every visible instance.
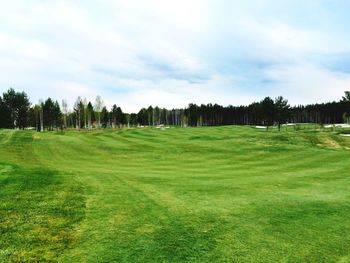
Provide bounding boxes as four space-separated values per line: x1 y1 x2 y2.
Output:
322 138 342 149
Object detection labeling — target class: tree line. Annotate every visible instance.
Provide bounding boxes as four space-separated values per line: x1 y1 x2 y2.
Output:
0 88 349 131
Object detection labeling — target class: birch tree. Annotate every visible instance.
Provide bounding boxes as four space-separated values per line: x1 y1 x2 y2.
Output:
83 98 88 129
61 100 68 128
74 97 82 130
39 99 44 132
94 95 104 128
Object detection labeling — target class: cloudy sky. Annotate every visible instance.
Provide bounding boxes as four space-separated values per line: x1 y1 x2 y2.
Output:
1 0 350 112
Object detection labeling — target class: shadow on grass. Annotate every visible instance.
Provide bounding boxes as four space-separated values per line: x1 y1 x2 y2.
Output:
0 163 86 262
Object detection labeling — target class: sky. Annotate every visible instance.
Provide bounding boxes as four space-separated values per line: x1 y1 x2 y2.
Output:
1 0 350 112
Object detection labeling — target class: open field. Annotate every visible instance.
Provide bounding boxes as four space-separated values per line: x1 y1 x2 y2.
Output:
1 126 350 262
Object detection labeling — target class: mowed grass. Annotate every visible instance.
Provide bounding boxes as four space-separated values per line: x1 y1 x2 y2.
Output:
1 126 350 262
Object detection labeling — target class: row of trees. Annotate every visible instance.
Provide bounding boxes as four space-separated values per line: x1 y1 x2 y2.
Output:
66 96 127 130
0 88 349 131
30 96 130 131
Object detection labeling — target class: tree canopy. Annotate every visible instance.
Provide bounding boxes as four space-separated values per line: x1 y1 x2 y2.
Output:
0 88 30 129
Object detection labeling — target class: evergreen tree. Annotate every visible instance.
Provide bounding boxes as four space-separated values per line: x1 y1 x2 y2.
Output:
87 102 94 128
275 96 290 131
0 95 11 128
43 98 62 131
1 88 30 129
100 106 109 128
260 97 275 129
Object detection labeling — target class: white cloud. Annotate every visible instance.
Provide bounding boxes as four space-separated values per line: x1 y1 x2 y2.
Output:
263 63 350 104
0 0 350 112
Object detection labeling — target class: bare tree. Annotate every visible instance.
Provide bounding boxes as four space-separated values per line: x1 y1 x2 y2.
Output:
126 114 130 128
39 99 44 132
61 100 68 128
74 97 82 130
83 98 88 129
94 95 104 128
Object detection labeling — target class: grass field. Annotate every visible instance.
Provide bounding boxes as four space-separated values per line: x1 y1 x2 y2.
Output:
1 125 350 262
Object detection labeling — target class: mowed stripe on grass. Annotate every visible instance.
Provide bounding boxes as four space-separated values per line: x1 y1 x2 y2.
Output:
0 126 350 262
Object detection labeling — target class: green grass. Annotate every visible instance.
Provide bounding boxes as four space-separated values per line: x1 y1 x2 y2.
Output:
1 126 350 262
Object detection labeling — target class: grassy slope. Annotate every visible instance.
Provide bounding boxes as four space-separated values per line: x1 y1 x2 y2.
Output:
0 126 350 262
